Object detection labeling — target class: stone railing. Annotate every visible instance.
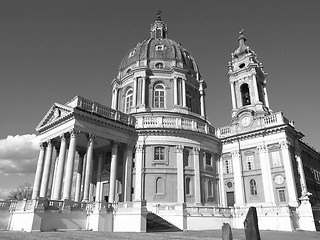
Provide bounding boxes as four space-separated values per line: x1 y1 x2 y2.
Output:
68 96 136 127
135 115 215 135
233 205 293 216
216 111 294 138
186 206 233 217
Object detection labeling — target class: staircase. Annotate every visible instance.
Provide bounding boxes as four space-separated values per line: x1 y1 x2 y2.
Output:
146 212 181 232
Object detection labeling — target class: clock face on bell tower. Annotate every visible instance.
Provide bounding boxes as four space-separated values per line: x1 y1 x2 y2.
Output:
240 115 252 127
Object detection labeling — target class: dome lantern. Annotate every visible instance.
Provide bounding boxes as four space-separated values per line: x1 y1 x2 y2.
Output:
150 11 168 39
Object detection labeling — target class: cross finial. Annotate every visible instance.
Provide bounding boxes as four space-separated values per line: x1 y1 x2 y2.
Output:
157 10 162 21
239 24 244 35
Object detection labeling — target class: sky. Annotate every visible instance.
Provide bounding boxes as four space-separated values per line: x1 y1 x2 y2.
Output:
0 0 319 199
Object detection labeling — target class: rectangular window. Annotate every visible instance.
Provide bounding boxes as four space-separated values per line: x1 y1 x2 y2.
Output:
271 151 281 167
154 147 165 161
206 153 212 166
279 189 286 202
154 91 165 108
224 159 232 174
246 155 255 170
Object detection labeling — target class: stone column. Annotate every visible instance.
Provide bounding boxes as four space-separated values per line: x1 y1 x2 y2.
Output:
295 149 308 195
193 147 201 204
258 145 275 204
232 150 245 206
114 88 119 110
252 75 260 103
32 142 47 199
123 144 134 202
199 82 206 117
50 148 59 198
52 134 67 200
134 144 144 200
109 142 119 203
62 130 78 200
83 134 95 202
173 77 178 105
280 141 298 206
182 79 186 107
95 153 103 202
219 155 226 206
133 77 137 106
74 151 85 202
263 85 270 108
230 82 236 109
40 140 53 198
176 145 185 203
141 77 146 106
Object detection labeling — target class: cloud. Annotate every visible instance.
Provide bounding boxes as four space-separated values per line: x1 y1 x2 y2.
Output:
0 134 39 175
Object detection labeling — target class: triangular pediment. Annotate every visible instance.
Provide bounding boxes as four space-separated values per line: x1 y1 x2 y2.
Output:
36 103 73 131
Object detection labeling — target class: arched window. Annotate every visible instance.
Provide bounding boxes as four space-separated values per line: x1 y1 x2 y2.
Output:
208 180 213 197
154 84 165 108
250 179 257 195
185 177 191 195
240 84 251 106
156 177 164 194
186 90 192 111
125 89 133 113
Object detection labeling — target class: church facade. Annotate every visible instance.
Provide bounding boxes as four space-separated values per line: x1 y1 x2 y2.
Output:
1 15 319 232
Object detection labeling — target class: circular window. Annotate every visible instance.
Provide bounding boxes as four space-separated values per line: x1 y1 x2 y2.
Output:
155 63 164 69
239 63 245 69
226 181 233 188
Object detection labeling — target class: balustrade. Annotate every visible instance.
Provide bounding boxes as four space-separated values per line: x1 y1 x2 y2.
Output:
71 96 136 126
135 115 214 135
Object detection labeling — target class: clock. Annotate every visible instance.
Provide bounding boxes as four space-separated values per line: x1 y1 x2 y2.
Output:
240 116 252 127
275 175 284 185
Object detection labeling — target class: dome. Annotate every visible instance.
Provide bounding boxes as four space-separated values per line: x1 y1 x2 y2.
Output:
118 14 200 79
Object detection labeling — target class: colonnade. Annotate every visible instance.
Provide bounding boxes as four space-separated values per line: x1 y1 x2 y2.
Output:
32 129 136 203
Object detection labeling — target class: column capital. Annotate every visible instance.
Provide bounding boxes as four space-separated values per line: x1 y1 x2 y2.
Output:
231 150 240 158
280 140 291 149
176 145 184 153
192 147 200 155
136 144 144 152
258 145 268 153
60 133 68 141
86 133 95 142
39 142 47 149
46 139 53 147
69 129 79 138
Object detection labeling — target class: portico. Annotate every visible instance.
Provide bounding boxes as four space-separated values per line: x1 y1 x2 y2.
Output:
32 96 138 204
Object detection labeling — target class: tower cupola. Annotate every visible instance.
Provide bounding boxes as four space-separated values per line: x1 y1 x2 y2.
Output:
227 27 271 121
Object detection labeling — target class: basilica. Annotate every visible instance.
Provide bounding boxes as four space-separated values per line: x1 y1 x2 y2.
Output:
1 14 319 232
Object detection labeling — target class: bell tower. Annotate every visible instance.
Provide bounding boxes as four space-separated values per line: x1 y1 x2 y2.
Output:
227 28 271 122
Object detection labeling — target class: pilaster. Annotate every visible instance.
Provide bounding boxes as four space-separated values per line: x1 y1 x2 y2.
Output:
192 147 201 204
258 145 275 205
232 150 244 206
280 141 298 207
176 145 185 203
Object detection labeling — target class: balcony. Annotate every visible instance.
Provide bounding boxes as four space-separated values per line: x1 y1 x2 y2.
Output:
216 112 294 138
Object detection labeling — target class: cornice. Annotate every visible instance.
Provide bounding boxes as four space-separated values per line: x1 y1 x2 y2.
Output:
136 128 220 143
